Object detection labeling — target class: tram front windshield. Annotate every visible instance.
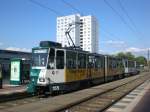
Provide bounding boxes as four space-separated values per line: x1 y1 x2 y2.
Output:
32 49 48 67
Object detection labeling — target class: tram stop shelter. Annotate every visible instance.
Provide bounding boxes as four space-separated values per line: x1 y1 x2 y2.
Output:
10 58 30 85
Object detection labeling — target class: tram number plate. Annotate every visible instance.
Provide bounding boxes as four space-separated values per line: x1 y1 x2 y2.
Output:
52 86 59 90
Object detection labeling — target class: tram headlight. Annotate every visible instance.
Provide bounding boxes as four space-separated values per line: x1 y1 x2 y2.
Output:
39 78 45 82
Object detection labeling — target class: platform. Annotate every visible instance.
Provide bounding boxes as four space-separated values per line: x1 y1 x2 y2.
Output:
0 84 27 102
105 78 150 112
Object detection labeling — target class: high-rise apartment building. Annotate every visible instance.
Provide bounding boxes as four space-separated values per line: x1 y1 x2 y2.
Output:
56 14 99 53
56 14 80 47
80 16 99 53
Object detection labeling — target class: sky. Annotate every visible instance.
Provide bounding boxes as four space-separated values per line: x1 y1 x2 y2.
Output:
0 0 150 57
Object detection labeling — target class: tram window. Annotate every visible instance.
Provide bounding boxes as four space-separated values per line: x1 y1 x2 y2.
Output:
119 60 123 68
109 58 112 68
88 55 94 68
47 48 55 69
102 57 105 68
128 61 130 67
100 57 102 68
95 57 98 68
78 53 86 68
128 61 132 67
116 61 119 68
130 61 132 67
113 60 117 68
112 60 115 68
117 61 120 68
56 50 64 69
125 61 128 67
95 56 101 68
32 49 48 67
101 57 104 68
66 51 76 69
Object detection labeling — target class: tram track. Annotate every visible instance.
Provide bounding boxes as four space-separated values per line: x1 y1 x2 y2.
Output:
0 95 46 110
60 74 150 112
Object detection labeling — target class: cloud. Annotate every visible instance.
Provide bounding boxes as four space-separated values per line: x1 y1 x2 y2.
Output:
125 47 149 53
103 40 125 44
99 49 106 54
101 40 126 48
99 49 112 55
5 47 31 52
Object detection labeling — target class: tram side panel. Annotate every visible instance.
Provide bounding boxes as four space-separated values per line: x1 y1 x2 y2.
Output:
105 56 116 81
65 50 82 91
76 52 87 83
104 56 124 82
89 54 105 85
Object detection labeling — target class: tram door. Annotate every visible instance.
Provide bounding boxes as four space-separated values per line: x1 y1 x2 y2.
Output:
48 49 65 85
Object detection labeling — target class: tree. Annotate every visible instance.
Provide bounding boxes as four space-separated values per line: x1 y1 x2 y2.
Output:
135 56 147 66
116 52 126 59
116 52 147 66
125 52 135 60
116 52 135 60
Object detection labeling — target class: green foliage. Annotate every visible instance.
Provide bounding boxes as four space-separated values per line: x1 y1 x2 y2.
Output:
125 52 135 60
116 52 147 65
135 56 147 65
116 52 126 59
116 52 135 60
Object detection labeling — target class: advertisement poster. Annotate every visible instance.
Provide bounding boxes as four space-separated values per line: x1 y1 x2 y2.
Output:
10 61 20 81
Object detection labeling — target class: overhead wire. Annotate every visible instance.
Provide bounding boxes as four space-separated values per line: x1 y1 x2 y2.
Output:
103 0 142 40
60 0 128 52
61 0 82 15
60 0 125 41
104 0 149 51
29 0 127 44
101 28 127 50
29 0 129 52
101 27 123 41
29 0 63 16
117 0 144 37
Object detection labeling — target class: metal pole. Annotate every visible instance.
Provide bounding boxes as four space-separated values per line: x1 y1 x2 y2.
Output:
65 22 83 50
0 64 2 89
147 48 150 71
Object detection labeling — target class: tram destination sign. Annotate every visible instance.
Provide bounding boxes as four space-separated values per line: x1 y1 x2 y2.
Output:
34 49 48 53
